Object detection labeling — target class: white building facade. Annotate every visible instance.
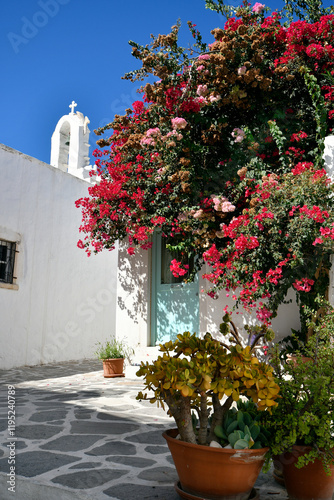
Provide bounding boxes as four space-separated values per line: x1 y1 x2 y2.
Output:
1 101 334 369
0 104 118 370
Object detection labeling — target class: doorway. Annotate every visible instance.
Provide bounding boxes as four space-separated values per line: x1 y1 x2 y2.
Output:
151 233 199 344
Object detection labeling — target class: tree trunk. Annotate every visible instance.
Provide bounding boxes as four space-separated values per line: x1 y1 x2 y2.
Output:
197 393 209 445
165 394 197 444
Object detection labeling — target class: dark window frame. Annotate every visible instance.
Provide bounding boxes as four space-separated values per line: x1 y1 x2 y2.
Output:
0 240 17 284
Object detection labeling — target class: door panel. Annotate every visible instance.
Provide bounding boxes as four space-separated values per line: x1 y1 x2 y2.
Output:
151 233 199 345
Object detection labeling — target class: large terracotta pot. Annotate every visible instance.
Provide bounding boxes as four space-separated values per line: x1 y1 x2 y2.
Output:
163 429 268 500
102 358 125 378
278 445 334 500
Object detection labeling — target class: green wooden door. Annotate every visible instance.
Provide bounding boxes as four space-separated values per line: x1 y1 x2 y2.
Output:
151 233 199 345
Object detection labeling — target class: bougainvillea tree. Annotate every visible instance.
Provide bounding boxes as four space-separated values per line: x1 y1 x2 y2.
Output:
76 0 334 338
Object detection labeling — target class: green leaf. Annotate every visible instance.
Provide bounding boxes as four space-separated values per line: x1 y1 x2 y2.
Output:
237 411 245 431
234 439 249 449
214 425 226 439
243 412 252 427
223 412 230 428
243 425 251 438
227 420 239 435
228 430 243 448
250 424 261 441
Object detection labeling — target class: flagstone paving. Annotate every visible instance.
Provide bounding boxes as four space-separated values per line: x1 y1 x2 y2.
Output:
0 360 288 499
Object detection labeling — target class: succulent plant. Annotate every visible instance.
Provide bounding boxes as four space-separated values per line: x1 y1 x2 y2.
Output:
213 400 270 450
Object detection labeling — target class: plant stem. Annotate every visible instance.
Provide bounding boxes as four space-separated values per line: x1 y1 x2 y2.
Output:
198 392 210 445
208 394 233 442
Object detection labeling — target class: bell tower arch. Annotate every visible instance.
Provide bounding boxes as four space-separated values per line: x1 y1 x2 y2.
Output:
50 101 92 181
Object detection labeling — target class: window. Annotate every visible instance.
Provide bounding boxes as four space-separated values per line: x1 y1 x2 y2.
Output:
0 240 16 284
160 238 195 285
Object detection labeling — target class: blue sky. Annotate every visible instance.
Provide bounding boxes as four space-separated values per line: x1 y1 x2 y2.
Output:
1 0 332 165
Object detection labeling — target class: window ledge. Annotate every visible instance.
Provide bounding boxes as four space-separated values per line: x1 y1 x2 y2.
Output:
0 282 18 291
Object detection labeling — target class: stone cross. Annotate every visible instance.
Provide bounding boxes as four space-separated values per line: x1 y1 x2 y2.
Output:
69 101 77 114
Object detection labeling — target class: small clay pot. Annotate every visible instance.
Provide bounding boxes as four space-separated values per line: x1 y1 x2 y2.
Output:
102 358 125 378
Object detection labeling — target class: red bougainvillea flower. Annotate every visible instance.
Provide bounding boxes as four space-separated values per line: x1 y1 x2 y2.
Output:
170 259 189 277
293 278 315 292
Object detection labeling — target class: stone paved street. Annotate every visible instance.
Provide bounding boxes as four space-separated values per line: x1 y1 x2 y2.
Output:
0 360 289 500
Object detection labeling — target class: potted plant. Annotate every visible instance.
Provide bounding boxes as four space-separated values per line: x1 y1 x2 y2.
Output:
136 316 278 499
265 298 334 500
95 338 134 378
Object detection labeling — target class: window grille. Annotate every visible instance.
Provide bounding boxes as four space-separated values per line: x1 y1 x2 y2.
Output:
0 240 16 284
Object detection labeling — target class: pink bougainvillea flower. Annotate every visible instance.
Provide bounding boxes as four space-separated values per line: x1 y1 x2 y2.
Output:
232 128 246 143
208 94 221 103
238 66 247 75
252 2 265 13
171 117 188 130
196 84 208 96
146 127 160 137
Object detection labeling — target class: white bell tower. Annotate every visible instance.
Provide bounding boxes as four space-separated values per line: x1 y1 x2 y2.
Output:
50 101 93 182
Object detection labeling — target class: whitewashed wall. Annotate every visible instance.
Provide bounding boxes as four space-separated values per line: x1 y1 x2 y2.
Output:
115 241 154 360
0 144 118 369
324 136 334 306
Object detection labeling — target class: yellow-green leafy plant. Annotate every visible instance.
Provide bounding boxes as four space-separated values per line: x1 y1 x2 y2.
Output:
137 319 279 445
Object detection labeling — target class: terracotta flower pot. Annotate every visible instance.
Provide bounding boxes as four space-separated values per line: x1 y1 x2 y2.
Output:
278 445 334 500
163 429 268 500
102 358 125 378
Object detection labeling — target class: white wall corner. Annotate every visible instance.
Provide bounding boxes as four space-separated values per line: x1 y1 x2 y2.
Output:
324 135 334 179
